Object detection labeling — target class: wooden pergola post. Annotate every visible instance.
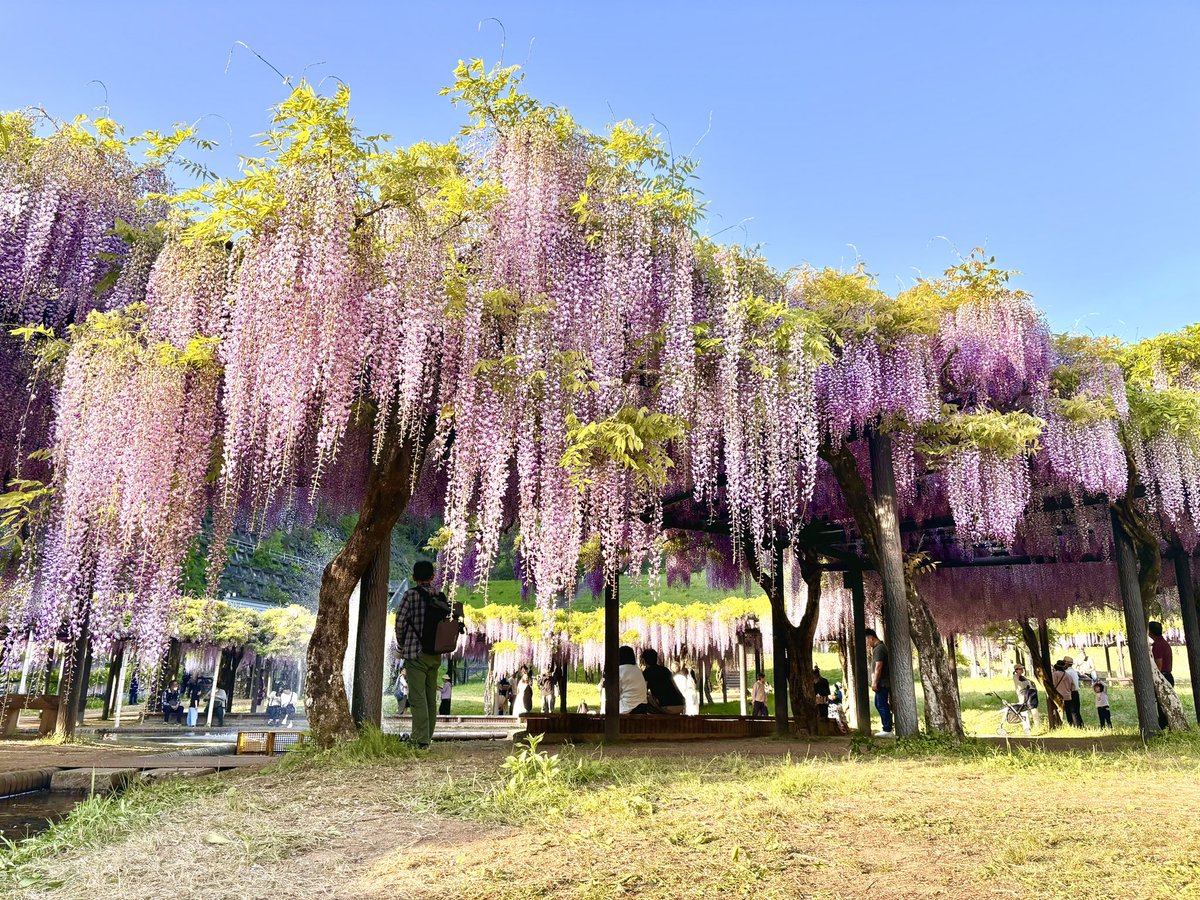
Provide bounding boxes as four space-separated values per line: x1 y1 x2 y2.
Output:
101 643 124 720
603 576 620 742
845 568 872 736
738 639 748 716
112 646 131 729
17 632 34 695
770 541 789 736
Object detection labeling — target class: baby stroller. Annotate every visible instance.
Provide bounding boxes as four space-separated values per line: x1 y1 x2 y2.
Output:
989 691 1031 736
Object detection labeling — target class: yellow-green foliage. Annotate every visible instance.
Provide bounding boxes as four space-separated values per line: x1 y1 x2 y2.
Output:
464 595 770 648
172 596 313 657
919 407 1045 460
560 406 686 490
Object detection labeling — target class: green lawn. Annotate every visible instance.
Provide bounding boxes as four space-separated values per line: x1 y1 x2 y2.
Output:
401 647 1197 737
8 730 1200 899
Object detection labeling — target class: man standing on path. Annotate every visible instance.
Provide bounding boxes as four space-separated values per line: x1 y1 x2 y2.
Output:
1062 656 1084 727
1149 621 1174 686
393 560 461 749
865 628 892 736
439 675 453 715
750 673 770 718
1149 620 1174 730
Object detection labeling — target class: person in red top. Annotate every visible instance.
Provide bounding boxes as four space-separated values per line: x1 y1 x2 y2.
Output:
1149 621 1173 686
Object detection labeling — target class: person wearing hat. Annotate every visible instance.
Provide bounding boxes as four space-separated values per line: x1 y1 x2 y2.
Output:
1013 664 1041 730
1062 656 1084 727
439 674 453 716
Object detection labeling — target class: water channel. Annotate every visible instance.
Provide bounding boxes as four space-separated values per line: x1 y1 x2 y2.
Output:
0 790 81 841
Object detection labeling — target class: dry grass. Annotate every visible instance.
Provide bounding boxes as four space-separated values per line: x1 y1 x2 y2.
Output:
6 735 1200 900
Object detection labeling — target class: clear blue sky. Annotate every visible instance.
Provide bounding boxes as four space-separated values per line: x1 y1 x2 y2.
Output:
4 2 1197 340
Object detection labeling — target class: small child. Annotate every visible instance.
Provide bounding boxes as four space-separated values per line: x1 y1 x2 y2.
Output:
1094 680 1111 729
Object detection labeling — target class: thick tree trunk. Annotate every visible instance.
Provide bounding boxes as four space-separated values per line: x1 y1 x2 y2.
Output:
1111 505 1162 737
219 647 244 712
56 626 89 739
101 644 123 720
306 419 432 748
558 658 568 714
1152 667 1188 729
822 437 921 735
769 543 790 736
744 535 823 734
906 584 963 737
866 433 919 735
1020 619 1062 729
782 548 823 734
74 640 94 727
1175 552 1200 725
351 537 391 730
148 638 181 714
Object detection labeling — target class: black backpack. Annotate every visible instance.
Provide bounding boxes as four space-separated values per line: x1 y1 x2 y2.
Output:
415 585 459 655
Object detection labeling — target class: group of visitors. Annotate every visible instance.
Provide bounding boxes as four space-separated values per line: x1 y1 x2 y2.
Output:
1052 656 1087 727
614 645 688 714
393 667 452 715
493 666 536 716
159 677 231 727
1014 622 1177 731
264 686 297 727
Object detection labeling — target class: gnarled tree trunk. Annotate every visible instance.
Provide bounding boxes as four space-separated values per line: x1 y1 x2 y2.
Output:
906 583 963 737
744 536 823 734
306 419 433 748
1019 618 1062 729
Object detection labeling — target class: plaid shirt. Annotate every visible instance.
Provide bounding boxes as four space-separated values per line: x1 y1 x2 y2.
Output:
395 584 448 659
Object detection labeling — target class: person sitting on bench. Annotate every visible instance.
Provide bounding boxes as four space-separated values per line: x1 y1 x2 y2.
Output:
162 680 184 724
618 645 650 714
640 648 686 714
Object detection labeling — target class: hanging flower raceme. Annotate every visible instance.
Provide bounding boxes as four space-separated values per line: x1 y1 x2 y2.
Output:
143 234 229 349
1135 429 1200 551
940 289 1052 404
944 446 1031 546
912 561 1130 633
218 167 368 521
1035 349 1129 499
9 306 220 664
816 335 942 445
1116 328 1200 550
696 250 823 572
436 113 697 609
0 116 144 327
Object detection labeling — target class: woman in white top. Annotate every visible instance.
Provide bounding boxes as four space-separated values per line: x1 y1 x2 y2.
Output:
512 675 529 717
618 645 648 713
674 667 700 716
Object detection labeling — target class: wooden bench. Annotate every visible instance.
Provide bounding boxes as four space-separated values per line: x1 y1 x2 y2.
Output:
1 693 61 736
524 712 782 743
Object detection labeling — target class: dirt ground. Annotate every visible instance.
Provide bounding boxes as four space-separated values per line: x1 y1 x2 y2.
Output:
9 738 1200 900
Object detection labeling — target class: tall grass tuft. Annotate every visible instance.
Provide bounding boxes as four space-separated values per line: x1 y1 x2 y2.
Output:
0 777 217 891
